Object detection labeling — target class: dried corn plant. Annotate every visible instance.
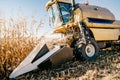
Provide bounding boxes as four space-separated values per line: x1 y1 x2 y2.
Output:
0 16 43 79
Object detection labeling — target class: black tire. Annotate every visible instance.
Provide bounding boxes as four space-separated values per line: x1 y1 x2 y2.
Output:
80 39 99 60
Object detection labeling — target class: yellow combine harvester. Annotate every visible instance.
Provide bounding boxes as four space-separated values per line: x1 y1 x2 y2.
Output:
9 0 120 78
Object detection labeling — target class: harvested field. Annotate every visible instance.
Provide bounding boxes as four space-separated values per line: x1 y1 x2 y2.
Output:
13 47 120 80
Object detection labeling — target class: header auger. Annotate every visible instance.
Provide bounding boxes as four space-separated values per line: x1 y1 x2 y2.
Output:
9 0 120 78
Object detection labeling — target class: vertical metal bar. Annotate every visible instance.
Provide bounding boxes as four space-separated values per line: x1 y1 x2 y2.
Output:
78 22 86 45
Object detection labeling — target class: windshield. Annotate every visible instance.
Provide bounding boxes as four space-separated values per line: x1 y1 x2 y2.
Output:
48 4 63 28
48 3 72 28
58 2 72 23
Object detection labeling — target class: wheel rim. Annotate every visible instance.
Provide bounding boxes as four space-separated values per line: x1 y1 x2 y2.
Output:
85 44 95 57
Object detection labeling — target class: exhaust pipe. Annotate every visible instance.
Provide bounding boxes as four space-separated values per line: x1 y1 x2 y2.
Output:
85 0 89 5
71 0 75 10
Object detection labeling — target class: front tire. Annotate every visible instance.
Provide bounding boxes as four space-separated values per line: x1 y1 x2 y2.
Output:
80 39 99 60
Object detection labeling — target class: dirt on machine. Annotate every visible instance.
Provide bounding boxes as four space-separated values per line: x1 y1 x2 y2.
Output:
9 0 120 78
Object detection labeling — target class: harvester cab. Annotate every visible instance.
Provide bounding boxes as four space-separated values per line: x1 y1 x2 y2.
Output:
46 0 73 28
9 0 120 78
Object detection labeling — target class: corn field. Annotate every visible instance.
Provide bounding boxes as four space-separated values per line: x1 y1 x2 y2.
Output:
0 16 43 79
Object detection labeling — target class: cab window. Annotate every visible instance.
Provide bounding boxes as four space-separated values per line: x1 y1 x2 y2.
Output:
58 3 72 23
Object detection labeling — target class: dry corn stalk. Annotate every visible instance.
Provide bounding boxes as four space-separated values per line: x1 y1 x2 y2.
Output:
0 16 43 79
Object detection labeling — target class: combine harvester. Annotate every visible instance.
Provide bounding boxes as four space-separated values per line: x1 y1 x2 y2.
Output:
9 0 120 78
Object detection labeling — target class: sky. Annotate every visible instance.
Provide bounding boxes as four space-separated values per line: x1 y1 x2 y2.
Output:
0 0 120 37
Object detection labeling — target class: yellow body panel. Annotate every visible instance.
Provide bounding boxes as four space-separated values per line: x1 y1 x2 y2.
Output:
90 28 120 41
53 26 66 33
77 4 115 20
